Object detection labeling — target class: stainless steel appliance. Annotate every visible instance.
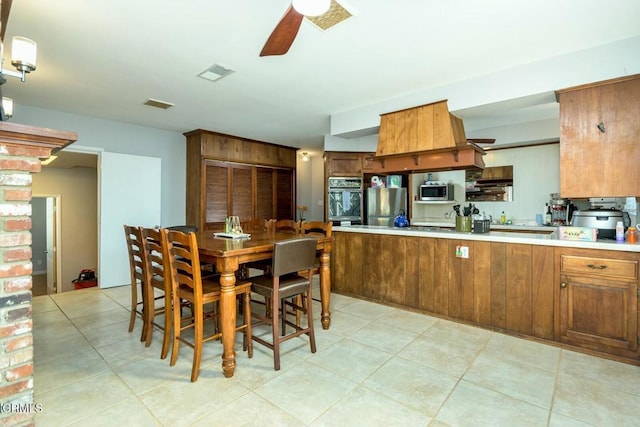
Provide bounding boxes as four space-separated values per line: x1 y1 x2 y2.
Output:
420 182 454 201
549 194 574 226
571 208 629 239
327 177 362 225
365 187 407 226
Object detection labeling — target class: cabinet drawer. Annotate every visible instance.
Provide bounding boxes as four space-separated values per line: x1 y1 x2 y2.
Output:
560 255 638 280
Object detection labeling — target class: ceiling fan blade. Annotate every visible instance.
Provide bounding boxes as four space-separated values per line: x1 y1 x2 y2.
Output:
260 5 304 57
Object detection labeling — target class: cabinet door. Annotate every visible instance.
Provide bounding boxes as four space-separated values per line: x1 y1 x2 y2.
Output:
327 152 363 177
205 162 229 226
256 167 274 219
276 168 294 220
559 273 638 354
231 165 253 220
558 76 640 197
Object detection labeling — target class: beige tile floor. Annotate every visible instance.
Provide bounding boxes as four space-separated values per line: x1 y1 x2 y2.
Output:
32 284 640 426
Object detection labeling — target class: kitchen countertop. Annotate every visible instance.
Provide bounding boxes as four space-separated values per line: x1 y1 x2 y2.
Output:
333 225 640 252
410 216 552 232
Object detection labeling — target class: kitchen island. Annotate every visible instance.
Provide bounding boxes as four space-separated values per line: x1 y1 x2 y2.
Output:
332 225 640 364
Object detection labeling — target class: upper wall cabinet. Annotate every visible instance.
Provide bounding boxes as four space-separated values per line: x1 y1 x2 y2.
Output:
325 151 375 177
556 74 640 198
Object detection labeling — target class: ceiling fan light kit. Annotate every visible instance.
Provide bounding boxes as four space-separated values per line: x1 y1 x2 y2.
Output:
292 0 331 17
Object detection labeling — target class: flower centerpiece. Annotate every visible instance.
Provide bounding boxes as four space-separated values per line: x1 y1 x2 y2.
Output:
296 205 308 221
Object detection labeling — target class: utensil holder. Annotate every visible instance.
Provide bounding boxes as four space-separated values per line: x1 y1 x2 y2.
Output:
456 216 472 232
473 219 491 233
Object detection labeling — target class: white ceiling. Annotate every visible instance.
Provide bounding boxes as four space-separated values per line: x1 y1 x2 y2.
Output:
3 0 640 152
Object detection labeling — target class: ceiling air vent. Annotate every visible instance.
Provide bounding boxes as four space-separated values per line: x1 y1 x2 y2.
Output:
306 0 352 30
198 64 234 82
143 98 174 110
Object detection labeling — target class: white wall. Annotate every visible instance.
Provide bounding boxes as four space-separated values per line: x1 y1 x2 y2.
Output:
296 155 325 221
411 144 560 224
31 198 46 274
330 37 640 137
14 104 186 226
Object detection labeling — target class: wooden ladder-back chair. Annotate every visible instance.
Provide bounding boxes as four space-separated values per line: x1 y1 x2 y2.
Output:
273 219 300 235
123 225 148 341
239 218 271 279
295 221 332 324
300 221 332 296
250 237 318 370
163 228 253 382
166 225 216 278
140 227 174 358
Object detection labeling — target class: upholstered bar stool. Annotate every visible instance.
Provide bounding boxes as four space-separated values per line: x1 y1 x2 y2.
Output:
250 237 317 370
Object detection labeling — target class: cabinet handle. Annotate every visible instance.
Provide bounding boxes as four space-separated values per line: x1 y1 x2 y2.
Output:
560 282 567 289
586 264 607 270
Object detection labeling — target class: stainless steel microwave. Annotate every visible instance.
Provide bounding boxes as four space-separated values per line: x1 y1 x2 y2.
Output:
419 183 454 201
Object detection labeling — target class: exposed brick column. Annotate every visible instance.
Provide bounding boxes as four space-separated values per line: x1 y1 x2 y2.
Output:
0 123 76 426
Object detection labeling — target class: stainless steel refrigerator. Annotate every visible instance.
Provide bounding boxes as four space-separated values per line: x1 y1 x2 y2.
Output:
365 187 407 226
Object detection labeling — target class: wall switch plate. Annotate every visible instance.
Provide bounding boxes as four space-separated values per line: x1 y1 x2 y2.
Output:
455 245 469 258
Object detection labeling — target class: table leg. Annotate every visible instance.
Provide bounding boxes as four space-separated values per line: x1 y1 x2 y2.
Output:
319 251 331 330
217 258 238 378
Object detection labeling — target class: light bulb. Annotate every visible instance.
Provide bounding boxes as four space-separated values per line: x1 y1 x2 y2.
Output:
292 0 331 17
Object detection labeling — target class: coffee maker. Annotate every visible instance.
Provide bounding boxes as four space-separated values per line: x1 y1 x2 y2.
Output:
549 194 574 226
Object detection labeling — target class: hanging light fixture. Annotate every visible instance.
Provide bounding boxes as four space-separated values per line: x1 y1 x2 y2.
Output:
0 36 37 84
292 0 331 17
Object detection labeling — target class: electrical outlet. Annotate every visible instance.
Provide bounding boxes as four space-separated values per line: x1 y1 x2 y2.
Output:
455 245 469 258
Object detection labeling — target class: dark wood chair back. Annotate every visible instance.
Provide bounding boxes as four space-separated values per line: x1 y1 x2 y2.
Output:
140 227 173 356
300 221 332 237
273 219 300 234
123 225 146 338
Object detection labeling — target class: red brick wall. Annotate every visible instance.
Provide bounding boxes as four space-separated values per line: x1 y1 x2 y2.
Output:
0 144 47 426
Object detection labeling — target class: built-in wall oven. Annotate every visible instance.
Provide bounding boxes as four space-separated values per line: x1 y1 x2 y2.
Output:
327 177 362 225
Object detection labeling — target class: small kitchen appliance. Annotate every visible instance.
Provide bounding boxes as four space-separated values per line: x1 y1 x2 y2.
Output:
548 194 574 226
571 208 630 240
419 182 454 201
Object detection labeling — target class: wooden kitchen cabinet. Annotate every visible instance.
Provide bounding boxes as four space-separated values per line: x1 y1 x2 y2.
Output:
556 248 639 359
185 130 296 231
332 232 555 340
556 74 640 197
324 151 375 177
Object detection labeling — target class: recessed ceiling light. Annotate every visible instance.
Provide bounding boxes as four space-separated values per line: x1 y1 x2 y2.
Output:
143 98 174 109
198 64 234 82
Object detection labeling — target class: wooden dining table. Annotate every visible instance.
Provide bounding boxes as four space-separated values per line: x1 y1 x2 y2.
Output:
197 230 333 378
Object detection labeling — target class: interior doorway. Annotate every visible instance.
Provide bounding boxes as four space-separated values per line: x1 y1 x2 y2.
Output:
33 148 99 293
31 195 61 296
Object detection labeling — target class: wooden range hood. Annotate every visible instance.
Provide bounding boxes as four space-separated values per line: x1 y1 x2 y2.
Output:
370 100 485 174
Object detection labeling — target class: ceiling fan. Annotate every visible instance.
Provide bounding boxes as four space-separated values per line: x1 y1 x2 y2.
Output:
260 0 348 57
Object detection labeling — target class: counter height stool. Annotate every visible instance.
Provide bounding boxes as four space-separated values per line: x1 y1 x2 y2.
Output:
163 228 253 382
250 237 318 370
